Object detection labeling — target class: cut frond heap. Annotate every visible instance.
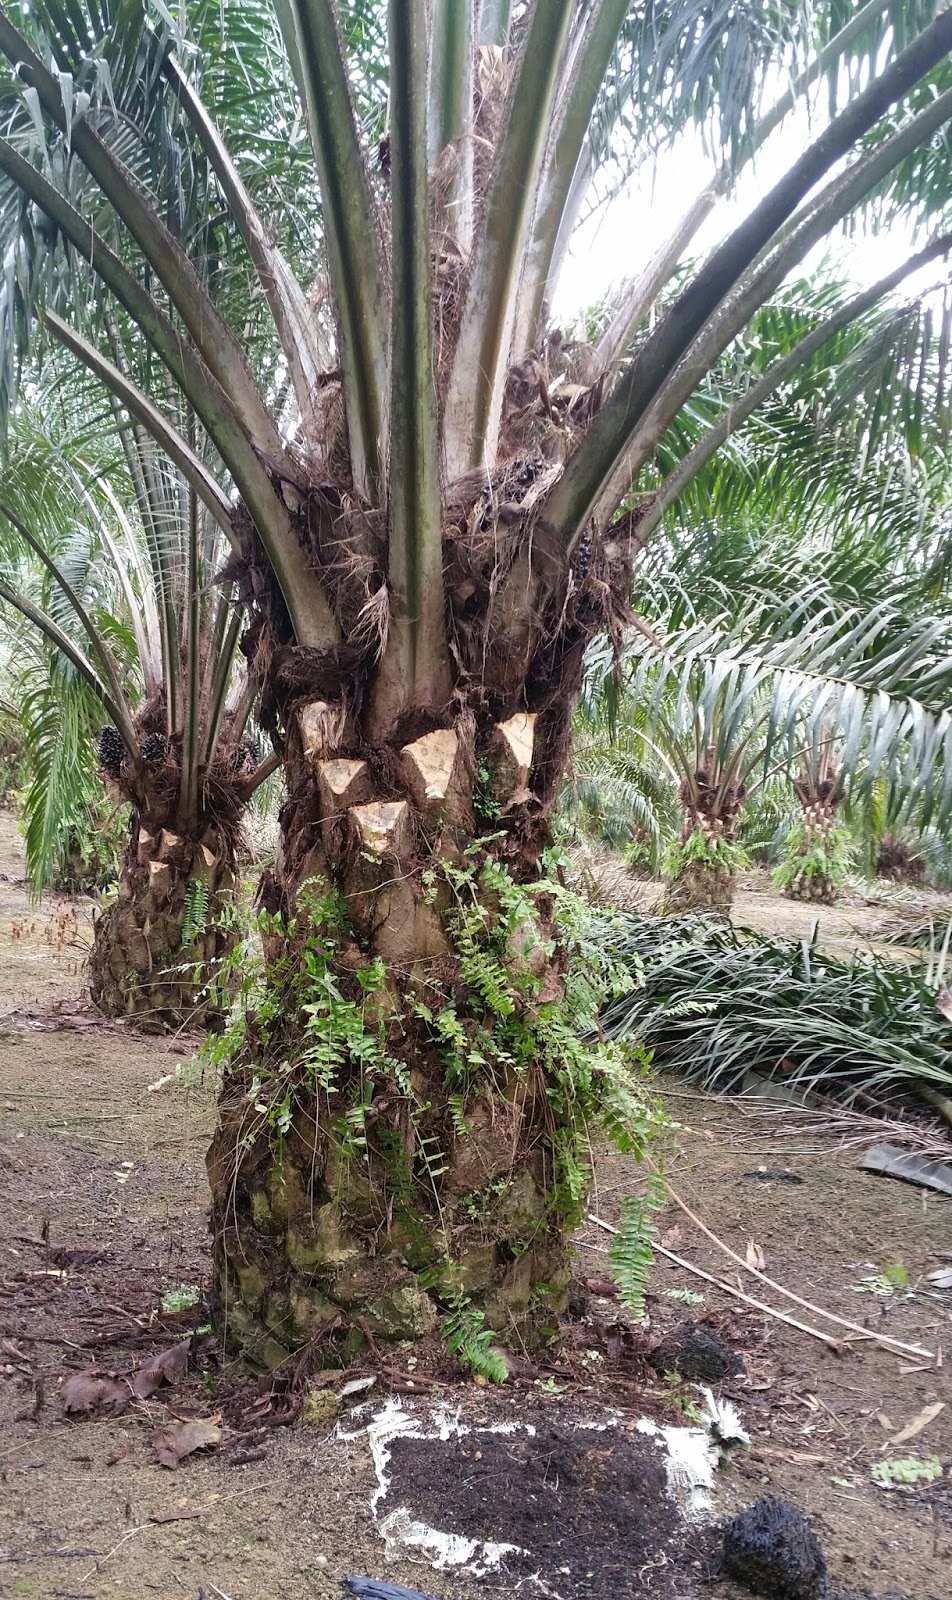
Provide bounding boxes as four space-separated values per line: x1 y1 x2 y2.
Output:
600 913 952 1110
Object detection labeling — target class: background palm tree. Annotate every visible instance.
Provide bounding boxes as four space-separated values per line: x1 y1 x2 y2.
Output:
1 0 952 1359
0 390 275 1027
576 262 952 909
773 734 850 904
584 575 952 905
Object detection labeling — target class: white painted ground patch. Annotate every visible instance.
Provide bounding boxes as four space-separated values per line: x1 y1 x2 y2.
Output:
340 1398 527 1573
339 1393 745 1573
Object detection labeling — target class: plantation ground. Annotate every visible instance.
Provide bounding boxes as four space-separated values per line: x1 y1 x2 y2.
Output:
0 811 949 1600
583 850 952 956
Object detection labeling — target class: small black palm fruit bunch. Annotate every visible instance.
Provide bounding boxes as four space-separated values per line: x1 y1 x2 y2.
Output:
96 726 125 779
97 726 170 779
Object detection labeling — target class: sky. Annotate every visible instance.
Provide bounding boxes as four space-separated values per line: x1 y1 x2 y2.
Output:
554 89 935 328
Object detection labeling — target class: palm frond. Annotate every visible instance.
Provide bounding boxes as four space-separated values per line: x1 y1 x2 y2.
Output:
562 724 678 862
599 912 952 1104
13 640 113 894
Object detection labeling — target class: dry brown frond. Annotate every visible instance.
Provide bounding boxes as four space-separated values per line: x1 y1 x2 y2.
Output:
350 582 391 663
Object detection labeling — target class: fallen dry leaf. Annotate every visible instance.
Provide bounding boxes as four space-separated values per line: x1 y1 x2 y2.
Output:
63 1372 129 1416
876 1412 893 1431
890 1400 945 1447
149 1507 205 1524
582 1275 619 1299
745 1239 767 1272
131 1339 190 1399
151 1419 221 1469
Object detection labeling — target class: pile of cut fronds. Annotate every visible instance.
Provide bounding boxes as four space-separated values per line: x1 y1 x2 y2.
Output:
880 910 952 950
599 914 952 1106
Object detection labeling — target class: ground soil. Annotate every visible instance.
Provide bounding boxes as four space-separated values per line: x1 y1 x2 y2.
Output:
383 1405 682 1596
587 855 949 958
0 812 950 1600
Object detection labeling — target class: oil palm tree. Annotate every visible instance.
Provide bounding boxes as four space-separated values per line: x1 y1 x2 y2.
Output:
0 392 274 1027
583 554 952 912
2 0 952 1359
580 267 952 912
571 267 952 900
583 496 952 906
773 734 850 903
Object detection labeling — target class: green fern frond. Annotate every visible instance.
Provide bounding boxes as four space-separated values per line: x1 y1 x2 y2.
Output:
181 878 210 949
609 1171 668 1321
441 1292 508 1384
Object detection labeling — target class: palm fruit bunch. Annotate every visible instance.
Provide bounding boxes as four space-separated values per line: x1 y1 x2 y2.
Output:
572 526 593 583
97 725 125 778
228 735 256 774
140 732 169 765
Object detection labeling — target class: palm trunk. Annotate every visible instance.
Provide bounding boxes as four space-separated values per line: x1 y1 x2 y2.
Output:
54 823 122 894
89 716 250 1030
200 503 648 1374
778 780 844 905
876 833 923 883
207 704 588 1368
89 813 237 1030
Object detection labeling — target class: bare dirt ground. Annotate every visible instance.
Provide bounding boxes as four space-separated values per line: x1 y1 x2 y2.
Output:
0 811 950 1600
586 854 952 955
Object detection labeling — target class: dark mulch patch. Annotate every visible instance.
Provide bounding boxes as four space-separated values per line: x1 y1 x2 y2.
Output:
384 1409 691 1599
648 1320 745 1383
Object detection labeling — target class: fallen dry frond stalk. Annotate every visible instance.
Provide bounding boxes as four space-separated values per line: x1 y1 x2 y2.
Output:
731 1098 952 1158
587 1212 847 1350
651 1170 935 1361
80 1523 149 1583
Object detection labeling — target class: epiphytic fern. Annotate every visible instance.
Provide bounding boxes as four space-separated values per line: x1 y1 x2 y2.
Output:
609 1171 668 1320
181 878 210 950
